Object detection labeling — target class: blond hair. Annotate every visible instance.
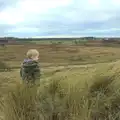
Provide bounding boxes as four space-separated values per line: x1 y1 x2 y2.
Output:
26 49 39 59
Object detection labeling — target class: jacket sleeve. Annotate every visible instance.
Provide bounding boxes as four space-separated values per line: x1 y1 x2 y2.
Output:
20 67 22 78
20 66 25 80
33 63 41 80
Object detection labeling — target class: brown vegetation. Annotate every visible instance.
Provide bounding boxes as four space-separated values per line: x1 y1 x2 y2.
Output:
0 43 120 119
0 44 120 68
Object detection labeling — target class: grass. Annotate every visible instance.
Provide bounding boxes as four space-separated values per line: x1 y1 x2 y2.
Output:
0 60 120 120
1 44 120 119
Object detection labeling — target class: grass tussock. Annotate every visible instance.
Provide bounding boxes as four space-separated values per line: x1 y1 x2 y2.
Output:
3 84 38 120
0 61 11 72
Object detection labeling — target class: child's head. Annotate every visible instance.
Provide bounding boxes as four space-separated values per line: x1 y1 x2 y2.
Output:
26 49 39 61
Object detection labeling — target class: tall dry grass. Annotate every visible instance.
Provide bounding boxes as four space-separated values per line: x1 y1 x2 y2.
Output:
1 63 120 120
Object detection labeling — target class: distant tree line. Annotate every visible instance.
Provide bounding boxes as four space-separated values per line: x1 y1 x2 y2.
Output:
0 37 120 42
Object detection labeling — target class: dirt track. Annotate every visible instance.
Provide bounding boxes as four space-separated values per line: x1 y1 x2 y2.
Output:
43 59 119 72
15 59 120 76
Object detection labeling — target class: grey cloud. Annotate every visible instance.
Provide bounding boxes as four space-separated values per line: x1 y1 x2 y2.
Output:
0 24 15 36
0 0 19 11
1 0 120 37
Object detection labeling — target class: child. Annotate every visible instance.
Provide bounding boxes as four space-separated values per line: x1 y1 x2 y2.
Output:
20 49 41 86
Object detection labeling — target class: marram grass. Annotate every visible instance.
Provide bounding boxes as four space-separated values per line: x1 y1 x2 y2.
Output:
1 61 120 120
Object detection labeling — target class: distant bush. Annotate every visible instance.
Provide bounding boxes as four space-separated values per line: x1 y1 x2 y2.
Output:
0 44 6 48
50 41 63 45
50 41 62 51
65 48 79 53
73 40 87 45
68 55 91 62
0 61 11 72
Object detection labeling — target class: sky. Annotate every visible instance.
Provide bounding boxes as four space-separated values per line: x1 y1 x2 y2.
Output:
0 0 120 38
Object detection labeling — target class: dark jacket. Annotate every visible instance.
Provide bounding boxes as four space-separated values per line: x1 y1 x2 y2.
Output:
20 59 41 84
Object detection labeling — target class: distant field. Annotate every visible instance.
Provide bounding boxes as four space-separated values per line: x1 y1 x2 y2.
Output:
0 44 120 68
22 39 120 48
29 40 75 44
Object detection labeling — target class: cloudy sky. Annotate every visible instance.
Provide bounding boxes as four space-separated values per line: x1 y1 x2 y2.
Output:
0 0 120 37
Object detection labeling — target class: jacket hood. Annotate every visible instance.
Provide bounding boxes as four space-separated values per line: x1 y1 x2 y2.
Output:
23 58 33 62
22 59 38 68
